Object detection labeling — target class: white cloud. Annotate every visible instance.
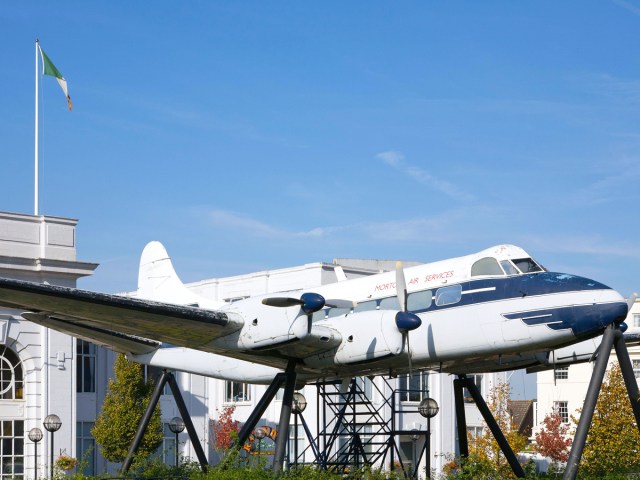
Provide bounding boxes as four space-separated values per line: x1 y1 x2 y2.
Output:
613 0 640 17
208 209 341 239
376 151 474 202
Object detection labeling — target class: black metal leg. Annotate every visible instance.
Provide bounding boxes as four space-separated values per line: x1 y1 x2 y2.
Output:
273 360 297 475
453 376 468 458
236 372 286 446
121 370 169 473
563 324 617 480
613 330 640 429
464 376 525 478
167 373 209 471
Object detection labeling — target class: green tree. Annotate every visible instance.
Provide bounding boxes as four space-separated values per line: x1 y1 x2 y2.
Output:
92 354 163 464
574 362 640 476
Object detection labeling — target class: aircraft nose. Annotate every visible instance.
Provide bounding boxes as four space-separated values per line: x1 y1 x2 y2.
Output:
578 287 629 333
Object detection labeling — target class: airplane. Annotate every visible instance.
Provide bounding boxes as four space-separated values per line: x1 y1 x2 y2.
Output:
0 241 635 478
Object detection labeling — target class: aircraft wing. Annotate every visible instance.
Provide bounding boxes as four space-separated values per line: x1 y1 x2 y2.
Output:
0 277 243 349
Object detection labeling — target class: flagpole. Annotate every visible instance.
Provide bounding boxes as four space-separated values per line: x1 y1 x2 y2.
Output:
34 38 39 216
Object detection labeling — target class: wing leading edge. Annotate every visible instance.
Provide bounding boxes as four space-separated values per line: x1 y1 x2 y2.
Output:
0 277 244 349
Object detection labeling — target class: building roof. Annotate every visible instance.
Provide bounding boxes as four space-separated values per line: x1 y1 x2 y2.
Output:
508 399 534 437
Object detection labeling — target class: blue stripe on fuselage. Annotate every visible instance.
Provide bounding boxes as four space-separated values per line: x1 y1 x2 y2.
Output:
502 303 628 336
404 272 621 338
410 272 610 314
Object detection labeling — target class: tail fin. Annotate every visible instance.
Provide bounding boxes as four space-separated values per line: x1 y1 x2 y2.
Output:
137 241 215 307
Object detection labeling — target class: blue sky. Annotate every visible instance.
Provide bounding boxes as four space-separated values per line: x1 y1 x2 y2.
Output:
3 1 640 306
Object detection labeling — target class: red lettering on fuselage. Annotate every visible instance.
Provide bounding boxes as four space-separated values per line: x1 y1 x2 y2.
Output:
374 282 396 292
372 270 455 294
424 270 454 282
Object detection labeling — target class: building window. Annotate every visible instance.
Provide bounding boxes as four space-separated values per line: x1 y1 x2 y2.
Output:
152 423 177 466
0 346 23 400
399 439 415 474
634 314 640 328
76 422 96 476
399 371 429 402
289 423 306 463
463 375 483 403
554 401 569 423
467 426 483 438
355 377 373 399
633 360 640 379
76 339 96 393
226 381 251 402
0 420 24 479
554 367 569 380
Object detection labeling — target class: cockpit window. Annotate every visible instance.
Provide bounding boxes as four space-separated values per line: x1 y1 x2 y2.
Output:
471 257 504 277
512 258 544 273
500 260 520 276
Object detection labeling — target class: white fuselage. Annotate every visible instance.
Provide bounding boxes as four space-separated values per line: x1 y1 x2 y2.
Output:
131 245 628 383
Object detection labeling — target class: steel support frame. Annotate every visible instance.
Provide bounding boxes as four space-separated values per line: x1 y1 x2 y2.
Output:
315 377 431 479
563 324 640 479
273 360 298 474
121 370 208 474
454 375 525 478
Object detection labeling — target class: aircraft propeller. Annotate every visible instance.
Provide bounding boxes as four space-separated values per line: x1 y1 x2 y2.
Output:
262 292 355 314
395 261 422 376
627 293 637 314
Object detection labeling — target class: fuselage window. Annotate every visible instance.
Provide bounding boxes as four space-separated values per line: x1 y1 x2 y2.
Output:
512 258 543 273
327 307 351 318
354 300 378 313
500 260 520 276
379 296 401 310
312 309 328 322
471 257 504 277
435 285 462 307
407 290 432 311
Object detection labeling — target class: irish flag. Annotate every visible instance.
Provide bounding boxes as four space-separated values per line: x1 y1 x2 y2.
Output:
39 47 72 111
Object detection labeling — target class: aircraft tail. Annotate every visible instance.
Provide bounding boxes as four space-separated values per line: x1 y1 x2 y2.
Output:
137 241 217 307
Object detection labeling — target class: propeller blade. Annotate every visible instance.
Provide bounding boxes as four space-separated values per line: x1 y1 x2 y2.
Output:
406 332 414 377
325 299 357 309
263 292 355 314
628 293 637 312
396 261 407 312
262 297 303 308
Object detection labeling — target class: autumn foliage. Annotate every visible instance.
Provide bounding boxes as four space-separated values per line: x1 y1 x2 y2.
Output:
574 362 640 476
466 382 528 477
534 410 572 463
212 405 240 452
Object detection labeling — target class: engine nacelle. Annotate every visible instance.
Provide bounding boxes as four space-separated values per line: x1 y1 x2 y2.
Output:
305 310 405 367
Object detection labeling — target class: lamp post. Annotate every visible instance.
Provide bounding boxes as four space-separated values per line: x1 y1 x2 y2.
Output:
43 414 61 480
254 427 266 457
291 392 307 469
28 427 43 480
418 397 439 478
168 417 185 468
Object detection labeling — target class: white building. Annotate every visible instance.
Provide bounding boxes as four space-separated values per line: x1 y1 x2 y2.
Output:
0 210 506 479
533 300 640 435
